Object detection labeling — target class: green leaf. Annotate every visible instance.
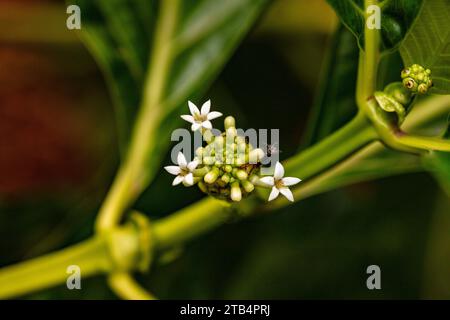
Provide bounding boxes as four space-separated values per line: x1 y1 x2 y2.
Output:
301 24 359 147
423 114 450 196
399 0 450 94
70 0 269 157
326 0 423 52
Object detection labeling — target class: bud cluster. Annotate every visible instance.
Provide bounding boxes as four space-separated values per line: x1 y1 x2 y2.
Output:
401 64 432 94
165 100 301 203
195 116 265 202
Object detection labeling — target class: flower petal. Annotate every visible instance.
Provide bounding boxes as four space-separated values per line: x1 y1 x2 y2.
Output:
164 166 181 175
172 175 184 186
180 115 195 123
200 100 211 115
188 101 200 116
177 152 187 168
274 161 284 180
202 120 212 130
279 187 294 202
259 176 275 186
187 159 199 171
184 172 194 186
207 111 223 120
268 186 280 201
191 122 202 131
282 177 301 186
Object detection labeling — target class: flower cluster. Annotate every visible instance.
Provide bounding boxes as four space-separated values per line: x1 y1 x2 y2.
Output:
164 100 302 202
401 64 432 94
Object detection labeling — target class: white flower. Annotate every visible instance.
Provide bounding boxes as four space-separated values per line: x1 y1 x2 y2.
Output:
181 100 223 131
164 152 199 186
259 161 301 202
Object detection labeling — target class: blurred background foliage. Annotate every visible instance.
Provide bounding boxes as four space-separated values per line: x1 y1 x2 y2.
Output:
0 0 449 299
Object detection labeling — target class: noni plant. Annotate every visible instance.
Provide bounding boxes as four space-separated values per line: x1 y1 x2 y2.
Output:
0 0 449 300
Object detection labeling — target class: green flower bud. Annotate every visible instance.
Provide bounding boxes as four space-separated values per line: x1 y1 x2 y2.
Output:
204 167 220 184
249 148 265 163
226 127 237 139
221 173 231 184
418 83 428 94
401 64 432 94
203 156 216 165
403 77 418 91
224 116 236 129
235 169 248 181
214 135 225 148
230 182 242 202
203 129 214 143
193 166 209 177
241 180 254 193
237 142 247 153
195 147 204 157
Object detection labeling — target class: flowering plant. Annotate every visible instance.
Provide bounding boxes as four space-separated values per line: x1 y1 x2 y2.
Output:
0 0 449 300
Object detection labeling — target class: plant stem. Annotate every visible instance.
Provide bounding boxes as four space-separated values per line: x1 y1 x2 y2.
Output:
0 236 111 299
151 113 377 248
95 0 180 232
284 112 377 179
0 95 447 299
393 134 450 152
358 0 380 103
108 272 156 300
152 197 231 250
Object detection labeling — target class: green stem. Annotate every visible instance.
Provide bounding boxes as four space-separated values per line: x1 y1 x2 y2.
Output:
284 112 377 178
0 236 111 299
95 0 180 232
393 134 450 152
152 197 231 250
152 113 377 248
357 0 380 105
108 272 156 300
0 95 447 299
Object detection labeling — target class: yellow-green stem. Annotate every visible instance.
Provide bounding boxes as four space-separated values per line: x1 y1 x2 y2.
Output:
108 272 156 300
95 0 180 232
0 236 110 299
284 112 377 178
0 95 448 299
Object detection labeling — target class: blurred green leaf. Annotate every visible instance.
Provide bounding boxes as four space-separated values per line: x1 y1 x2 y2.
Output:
70 0 269 156
423 114 450 196
399 0 450 94
326 0 423 52
301 24 359 147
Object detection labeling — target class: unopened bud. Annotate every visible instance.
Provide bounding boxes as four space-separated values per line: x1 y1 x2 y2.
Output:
224 116 236 129
230 182 242 202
